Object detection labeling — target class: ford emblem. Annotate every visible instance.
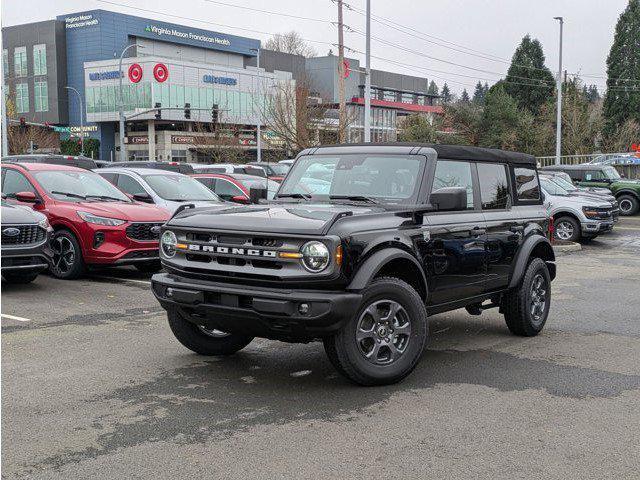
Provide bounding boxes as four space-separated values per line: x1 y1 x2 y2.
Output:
3 227 21 237
150 226 161 235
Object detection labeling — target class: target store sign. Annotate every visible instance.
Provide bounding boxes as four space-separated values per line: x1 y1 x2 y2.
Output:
128 63 143 83
153 63 169 83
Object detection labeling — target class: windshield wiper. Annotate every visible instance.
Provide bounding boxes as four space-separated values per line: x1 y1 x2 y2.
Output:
329 195 380 204
51 191 88 200
277 193 312 200
86 194 127 202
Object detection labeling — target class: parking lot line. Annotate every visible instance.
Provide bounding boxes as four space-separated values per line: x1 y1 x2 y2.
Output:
89 275 152 286
1 313 31 322
613 226 640 231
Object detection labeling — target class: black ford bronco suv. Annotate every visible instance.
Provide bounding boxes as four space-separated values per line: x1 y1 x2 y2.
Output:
152 144 556 385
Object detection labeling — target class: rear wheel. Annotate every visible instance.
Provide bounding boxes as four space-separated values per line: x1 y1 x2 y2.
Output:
134 260 162 274
167 309 253 356
323 277 427 386
50 230 85 280
2 271 40 284
554 216 580 242
502 257 551 337
617 195 639 216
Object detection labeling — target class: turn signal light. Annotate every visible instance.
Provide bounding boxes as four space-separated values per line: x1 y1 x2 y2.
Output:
278 252 303 259
335 245 343 266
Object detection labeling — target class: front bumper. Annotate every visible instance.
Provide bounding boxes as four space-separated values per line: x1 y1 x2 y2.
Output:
151 272 362 341
1 240 52 273
581 219 614 236
79 222 162 265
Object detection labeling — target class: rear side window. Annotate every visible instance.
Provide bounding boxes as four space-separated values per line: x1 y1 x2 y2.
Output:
584 170 604 181
513 167 540 201
432 160 474 209
2 169 36 197
477 163 511 210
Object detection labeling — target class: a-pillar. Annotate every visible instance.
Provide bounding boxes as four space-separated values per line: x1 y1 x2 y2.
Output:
148 120 156 160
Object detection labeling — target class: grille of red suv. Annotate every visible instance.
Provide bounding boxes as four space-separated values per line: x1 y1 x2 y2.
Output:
126 222 163 241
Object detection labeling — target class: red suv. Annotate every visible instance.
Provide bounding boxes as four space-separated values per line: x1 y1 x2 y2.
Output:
191 173 279 203
1 163 170 279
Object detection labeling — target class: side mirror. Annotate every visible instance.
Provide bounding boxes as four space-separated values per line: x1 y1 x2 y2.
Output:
429 187 467 211
133 193 154 203
15 191 38 203
231 195 250 204
249 187 267 204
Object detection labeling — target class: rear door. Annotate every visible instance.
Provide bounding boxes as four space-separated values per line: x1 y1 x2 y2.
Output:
423 159 487 305
577 169 610 188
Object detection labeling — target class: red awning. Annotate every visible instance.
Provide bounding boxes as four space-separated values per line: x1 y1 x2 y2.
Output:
350 97 444 114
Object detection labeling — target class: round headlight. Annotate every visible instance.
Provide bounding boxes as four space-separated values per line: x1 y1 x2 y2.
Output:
161 230 177 258
301 241 330 272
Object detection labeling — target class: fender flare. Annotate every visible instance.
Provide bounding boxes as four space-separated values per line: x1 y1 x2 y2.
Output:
614 189 640 199
508 235 556 289
347 247 427 295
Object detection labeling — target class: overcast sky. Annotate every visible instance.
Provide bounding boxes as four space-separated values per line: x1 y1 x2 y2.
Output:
1 0 630 94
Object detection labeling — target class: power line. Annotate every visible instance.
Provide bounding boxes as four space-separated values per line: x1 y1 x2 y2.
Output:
203 0 333 24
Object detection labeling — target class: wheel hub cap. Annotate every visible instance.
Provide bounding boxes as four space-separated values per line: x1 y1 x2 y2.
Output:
529 273 547 326
356 299 411 366
555 221 573 240
51 236 76 274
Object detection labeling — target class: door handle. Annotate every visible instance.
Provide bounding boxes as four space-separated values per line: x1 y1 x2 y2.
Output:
509 225 524 233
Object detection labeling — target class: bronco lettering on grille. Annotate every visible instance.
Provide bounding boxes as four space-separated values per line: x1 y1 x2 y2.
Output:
185 244 277 257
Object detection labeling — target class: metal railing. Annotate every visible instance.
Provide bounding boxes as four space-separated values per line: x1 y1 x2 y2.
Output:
536 153 640 179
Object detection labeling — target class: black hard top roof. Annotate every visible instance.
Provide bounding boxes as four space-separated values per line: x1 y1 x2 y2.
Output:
304 143 536 166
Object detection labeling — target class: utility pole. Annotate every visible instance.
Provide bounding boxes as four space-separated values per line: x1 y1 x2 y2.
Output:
364 0 371 143
256 48 262 162
118 43 143 162
337 0 346 143
1 35 8 156
65 86 84 156
554 16 563 166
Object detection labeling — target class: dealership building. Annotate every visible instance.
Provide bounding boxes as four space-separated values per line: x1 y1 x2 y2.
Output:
3 9 443 161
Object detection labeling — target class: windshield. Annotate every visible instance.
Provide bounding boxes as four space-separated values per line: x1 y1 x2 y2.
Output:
603 166 621 180
277 154 424 203
266 164 289 175
33 170 131 202
540 177 570 196
142 174 221 202
242 178 280 200
549 176 577 192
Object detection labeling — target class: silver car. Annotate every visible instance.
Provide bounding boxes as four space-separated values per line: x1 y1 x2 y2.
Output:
540 177 615 242
95 167 223 214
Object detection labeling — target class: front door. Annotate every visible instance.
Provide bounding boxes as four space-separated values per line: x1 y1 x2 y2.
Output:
421 159 487 305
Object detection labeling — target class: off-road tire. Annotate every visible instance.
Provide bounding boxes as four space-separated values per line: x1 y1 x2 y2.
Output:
167 309 253 356
50 229 85 280
617 194 640 216
1 271 40 284
554 216 581 242
502 257 551 337
134 261 162 274
323 277 428 386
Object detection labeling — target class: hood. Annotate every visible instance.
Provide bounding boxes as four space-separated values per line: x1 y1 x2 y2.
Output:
161 200 223 215
615 179 640 186
72 200 170 222
167 202 382 235
547 193 611 209
568 191 616 204
1 202 46 224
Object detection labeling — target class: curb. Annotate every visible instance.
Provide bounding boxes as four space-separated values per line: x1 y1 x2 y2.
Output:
552 242 582 254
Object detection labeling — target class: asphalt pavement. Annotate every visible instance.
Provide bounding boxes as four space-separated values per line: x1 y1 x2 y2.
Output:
2 216 640 479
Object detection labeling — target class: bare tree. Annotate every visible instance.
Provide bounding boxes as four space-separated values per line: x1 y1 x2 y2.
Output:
190 122 249 164
264 31 316 58
4 86 59 154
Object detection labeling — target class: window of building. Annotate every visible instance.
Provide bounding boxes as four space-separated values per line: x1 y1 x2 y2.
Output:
14 47 27 77
431 160 475 209
33 44 47 76
34 81 48 112
170 150 188 162
15 83 29 113
514 167 540 201
477 163 511 210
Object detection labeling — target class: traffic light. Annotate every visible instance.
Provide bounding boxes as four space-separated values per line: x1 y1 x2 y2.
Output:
211 104 218 124
154 102 162 120
184 103 191 119
19 117 27 131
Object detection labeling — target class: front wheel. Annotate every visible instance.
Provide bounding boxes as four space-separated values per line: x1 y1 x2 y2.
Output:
554 216 581 242
167 309 253 356
617 195 640 216
323 277 428 386
502 257 551 337
50 230 85 279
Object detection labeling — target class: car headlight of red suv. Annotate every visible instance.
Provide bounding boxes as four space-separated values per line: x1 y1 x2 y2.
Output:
77 211 126 226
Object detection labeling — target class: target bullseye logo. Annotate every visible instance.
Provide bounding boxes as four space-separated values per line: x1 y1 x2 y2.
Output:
153 63 169 83
128 63 143 83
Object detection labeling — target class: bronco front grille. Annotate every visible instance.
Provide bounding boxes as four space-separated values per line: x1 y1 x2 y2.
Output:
126 222 163 241
1 224 46 246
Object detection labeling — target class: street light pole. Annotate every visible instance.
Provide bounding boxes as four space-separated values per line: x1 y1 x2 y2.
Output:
554 16 563 166
256 48 262 163
64 86 84 156
118 43 142 162
364 0 371 143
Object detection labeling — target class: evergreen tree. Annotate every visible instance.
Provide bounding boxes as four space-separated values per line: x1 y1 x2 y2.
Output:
398 114 440 143
479 85 521 150
441 83 452 103
504 35 555 114
472 81 487 104
603 0 640 137
427 80 439 96
460 89 470 103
